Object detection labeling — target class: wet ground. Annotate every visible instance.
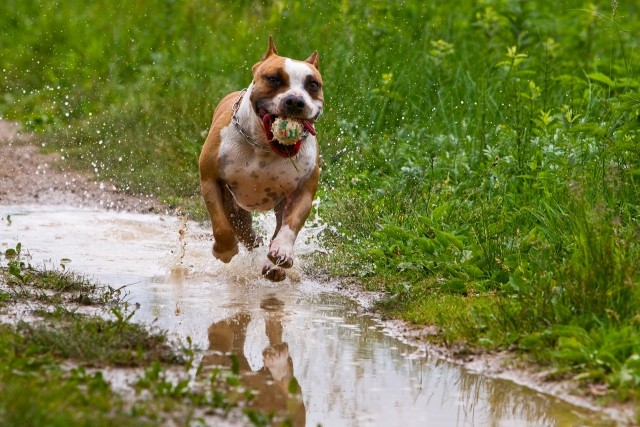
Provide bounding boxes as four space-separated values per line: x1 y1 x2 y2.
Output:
0 204 617 426
0 120 163 212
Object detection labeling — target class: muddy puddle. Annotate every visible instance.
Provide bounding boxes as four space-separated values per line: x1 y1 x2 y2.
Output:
1 205 616 426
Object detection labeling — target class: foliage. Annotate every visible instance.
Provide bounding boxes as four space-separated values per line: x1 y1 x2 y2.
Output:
2 0 640 401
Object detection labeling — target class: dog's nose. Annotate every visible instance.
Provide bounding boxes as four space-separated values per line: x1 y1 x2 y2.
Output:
284 95 306 114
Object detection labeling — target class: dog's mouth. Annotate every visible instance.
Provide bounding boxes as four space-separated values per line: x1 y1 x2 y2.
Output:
260 112 317 158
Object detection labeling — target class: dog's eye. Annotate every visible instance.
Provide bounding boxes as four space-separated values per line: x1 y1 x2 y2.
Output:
306 81 321 92
265 75 281 86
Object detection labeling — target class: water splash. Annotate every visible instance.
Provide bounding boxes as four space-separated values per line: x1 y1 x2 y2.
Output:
161 198 328 284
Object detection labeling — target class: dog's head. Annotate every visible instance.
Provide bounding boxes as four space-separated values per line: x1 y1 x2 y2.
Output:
249 37 324 124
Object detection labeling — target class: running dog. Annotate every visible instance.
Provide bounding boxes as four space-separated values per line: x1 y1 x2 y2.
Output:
199 38 323 281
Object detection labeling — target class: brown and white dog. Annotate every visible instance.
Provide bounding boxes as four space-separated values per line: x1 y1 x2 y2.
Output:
199 38 323 282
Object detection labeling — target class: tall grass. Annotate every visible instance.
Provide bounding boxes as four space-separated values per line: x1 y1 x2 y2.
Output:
2 0 640 399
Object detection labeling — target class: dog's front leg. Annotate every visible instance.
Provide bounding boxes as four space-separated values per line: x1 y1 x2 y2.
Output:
200 178 239 263
264 178 317 279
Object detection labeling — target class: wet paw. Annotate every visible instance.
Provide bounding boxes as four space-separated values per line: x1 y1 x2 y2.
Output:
262 261 287 282
212 241 239 263
267 246 294 268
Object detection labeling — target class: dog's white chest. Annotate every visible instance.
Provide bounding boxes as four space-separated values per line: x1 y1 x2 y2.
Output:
218 127 316 212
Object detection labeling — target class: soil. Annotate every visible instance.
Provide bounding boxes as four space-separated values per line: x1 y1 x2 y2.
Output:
0 120 635 425
0 120 166 213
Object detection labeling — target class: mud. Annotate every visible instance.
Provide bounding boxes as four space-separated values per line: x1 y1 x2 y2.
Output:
0 120 164 213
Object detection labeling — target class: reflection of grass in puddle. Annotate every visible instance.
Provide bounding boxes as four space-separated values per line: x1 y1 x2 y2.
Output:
0 251 282 426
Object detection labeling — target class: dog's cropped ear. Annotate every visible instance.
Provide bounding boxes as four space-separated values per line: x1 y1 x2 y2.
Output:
305 50 319 70
263 36 278 60
253 37 279 74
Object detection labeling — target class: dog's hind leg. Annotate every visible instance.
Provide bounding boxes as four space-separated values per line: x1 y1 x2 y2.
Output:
223 186 263 250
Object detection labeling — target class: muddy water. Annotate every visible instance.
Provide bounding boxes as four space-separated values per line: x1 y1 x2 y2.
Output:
1 205 614 426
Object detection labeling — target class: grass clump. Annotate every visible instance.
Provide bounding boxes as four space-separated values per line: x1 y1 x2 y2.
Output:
0 262 176 425
0 322 152 427
2 0 640 405
2 244 124 307
14 313 179 367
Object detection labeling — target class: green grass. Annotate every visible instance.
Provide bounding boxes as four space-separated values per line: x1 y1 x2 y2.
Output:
0 261 174 425
3 0 640 406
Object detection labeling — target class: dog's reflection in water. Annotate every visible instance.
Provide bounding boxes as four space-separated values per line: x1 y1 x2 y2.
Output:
201 296 305 426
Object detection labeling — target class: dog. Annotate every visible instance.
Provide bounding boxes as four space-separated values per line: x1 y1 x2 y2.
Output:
199 38 323 282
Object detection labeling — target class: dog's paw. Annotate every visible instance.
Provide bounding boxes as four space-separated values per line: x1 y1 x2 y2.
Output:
212 241 239 263
262 260 287 282
268 226 296 268
267 245 294 269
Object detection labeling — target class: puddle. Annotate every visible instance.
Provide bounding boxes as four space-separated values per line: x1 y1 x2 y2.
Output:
0 205 616 426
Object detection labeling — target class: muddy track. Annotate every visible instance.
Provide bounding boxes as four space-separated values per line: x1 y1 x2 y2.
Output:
0 120 165 212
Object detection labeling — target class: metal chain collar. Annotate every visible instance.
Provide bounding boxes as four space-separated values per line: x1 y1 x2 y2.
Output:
232 89 270 152
231 88 310 152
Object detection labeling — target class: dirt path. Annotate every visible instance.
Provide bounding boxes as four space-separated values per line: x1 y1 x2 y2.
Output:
0 120 165 212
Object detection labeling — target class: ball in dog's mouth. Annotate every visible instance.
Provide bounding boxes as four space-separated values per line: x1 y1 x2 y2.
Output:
270 117 304 146
261 113 317 158
262 114 317 140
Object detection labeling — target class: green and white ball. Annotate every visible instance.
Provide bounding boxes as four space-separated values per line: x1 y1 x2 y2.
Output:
271 117 304 145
